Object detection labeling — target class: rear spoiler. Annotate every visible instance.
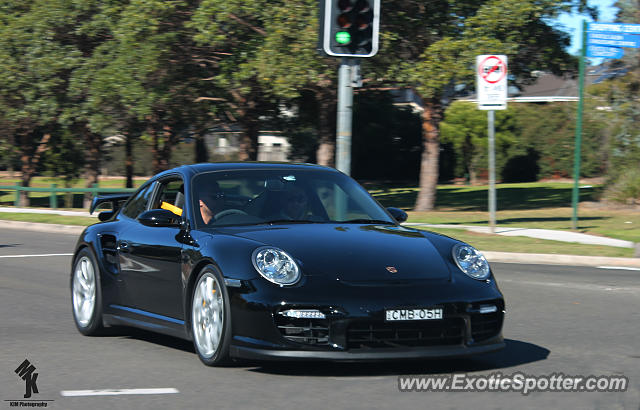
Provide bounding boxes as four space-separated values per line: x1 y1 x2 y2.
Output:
90 193 132 215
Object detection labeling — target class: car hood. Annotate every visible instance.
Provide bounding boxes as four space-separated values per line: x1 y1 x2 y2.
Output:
215 223 451 282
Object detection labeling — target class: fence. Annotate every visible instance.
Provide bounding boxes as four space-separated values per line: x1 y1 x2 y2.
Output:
0 184 136 208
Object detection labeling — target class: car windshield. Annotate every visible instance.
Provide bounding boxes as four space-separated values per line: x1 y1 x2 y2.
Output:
192 169 395 228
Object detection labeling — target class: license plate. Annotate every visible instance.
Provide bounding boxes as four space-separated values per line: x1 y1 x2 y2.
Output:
385 308 443 321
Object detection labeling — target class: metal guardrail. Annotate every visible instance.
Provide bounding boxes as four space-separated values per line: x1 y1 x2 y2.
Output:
0 184 136 208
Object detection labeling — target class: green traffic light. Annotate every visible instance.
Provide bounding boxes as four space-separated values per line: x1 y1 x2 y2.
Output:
335 31 351 45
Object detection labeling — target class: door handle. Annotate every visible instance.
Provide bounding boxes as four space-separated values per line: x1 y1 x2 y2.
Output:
118 241 130 253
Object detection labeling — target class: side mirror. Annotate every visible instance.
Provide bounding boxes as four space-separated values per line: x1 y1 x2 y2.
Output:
98 210 114 222
386 207 408 223
138 209 182 228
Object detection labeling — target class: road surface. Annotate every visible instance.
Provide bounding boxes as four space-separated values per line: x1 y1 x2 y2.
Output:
0 229 638 409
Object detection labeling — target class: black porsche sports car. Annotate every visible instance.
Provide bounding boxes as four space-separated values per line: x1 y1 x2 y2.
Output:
71 163 505 365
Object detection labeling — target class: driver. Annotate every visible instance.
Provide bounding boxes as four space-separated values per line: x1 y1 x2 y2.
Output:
199 183 225 225
279 186 308 220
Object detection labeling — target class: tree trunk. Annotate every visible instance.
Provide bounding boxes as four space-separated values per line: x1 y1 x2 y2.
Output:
150 126 160 174
414 100 443 211
315 89 336 167
469 166 477 186
195 129 209 163
19 132 51 206
158 125 175 170
231 88 261 162
125 132 133 188
238 118 259 161
83 129 101 208
19 164 32 207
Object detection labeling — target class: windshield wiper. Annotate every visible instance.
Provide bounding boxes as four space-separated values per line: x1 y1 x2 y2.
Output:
339 219 395 225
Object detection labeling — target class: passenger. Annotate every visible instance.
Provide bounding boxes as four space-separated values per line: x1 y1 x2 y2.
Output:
199 183 225 225
279 186 308 220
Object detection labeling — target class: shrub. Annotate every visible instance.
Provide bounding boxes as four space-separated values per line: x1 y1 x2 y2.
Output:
605 167 640 204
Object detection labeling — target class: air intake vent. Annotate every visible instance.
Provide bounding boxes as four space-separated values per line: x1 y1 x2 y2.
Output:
274 316 330 346
347 318 464 349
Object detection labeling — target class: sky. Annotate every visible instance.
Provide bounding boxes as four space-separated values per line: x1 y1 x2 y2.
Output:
554 0 619 60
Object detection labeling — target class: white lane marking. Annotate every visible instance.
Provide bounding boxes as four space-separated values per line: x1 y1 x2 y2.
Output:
60 388 179 397
597 266 640 272
0 253 73 258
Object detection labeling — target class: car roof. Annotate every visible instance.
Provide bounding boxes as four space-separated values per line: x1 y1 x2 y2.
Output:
154 162 339 180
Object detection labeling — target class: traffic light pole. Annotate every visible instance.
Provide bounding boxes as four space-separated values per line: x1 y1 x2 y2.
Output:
336 57 354 175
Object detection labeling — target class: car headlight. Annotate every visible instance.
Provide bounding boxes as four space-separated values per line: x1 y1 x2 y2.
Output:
452 243 490 280
251 247 300 286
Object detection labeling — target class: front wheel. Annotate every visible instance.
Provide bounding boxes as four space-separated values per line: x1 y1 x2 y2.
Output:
191 266 232 366
71 248 104 335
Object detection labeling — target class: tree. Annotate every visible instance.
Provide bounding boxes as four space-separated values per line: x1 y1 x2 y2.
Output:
371 0 592 210
440 101 516 184
583 0 640 202
0 0 83 204
70 0 221 179
190 0 338 164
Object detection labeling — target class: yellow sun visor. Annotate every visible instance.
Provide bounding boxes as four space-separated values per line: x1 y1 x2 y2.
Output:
161 201 183 216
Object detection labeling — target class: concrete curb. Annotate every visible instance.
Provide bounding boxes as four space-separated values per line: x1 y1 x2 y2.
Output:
1 220 638 268
481 251 640 268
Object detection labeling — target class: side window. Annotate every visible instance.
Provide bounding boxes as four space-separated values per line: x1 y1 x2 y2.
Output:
121 184 155 219
312 180 368 221
151 178 185 217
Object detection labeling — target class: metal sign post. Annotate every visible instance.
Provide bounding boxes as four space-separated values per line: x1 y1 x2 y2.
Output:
476 55 508 234
572 22 640 229
487 110 496 233
572 21 587 230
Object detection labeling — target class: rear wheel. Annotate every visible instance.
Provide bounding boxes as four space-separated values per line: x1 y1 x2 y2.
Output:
191 266 231 365
71 248 104 335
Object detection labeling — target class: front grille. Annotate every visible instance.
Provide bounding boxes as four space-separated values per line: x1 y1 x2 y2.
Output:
347 318 464 349
274 316 330 346
470 312 503 342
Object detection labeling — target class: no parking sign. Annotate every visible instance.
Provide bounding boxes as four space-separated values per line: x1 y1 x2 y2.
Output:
476 55 508 110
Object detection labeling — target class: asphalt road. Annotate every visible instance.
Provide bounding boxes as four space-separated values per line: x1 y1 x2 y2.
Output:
0 229 638 410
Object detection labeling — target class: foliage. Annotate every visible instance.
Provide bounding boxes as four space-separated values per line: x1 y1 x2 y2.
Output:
440 102 517 182
604 167 640 204
351 92 423 180
0 0 624 202
42 128 84 187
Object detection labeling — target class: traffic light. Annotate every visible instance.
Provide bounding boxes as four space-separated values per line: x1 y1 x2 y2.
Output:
320 0 380 57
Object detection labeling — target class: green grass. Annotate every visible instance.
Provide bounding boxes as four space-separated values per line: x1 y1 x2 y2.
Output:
421 227 634 258
367 181 601 211
0 178 637 257
405 208 640 243
366 181 639 243
0 176 147 188
0 212 95 226
0 176 146 207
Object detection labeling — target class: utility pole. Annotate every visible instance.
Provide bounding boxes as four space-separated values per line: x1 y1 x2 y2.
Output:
335 58 354 175
319 0 380 174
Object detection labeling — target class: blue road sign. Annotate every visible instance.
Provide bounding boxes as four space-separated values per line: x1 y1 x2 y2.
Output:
587 32 640 48
588 22 640 34
587 45 625 59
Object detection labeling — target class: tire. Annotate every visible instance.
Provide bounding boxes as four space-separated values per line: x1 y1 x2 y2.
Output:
70 248 104 336
191 265 232 366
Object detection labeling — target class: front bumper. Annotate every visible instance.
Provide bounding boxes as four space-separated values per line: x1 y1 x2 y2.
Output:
231 335 505 361
227 276 505 361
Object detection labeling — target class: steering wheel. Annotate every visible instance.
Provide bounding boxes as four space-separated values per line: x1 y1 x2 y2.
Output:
214 209 248 220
